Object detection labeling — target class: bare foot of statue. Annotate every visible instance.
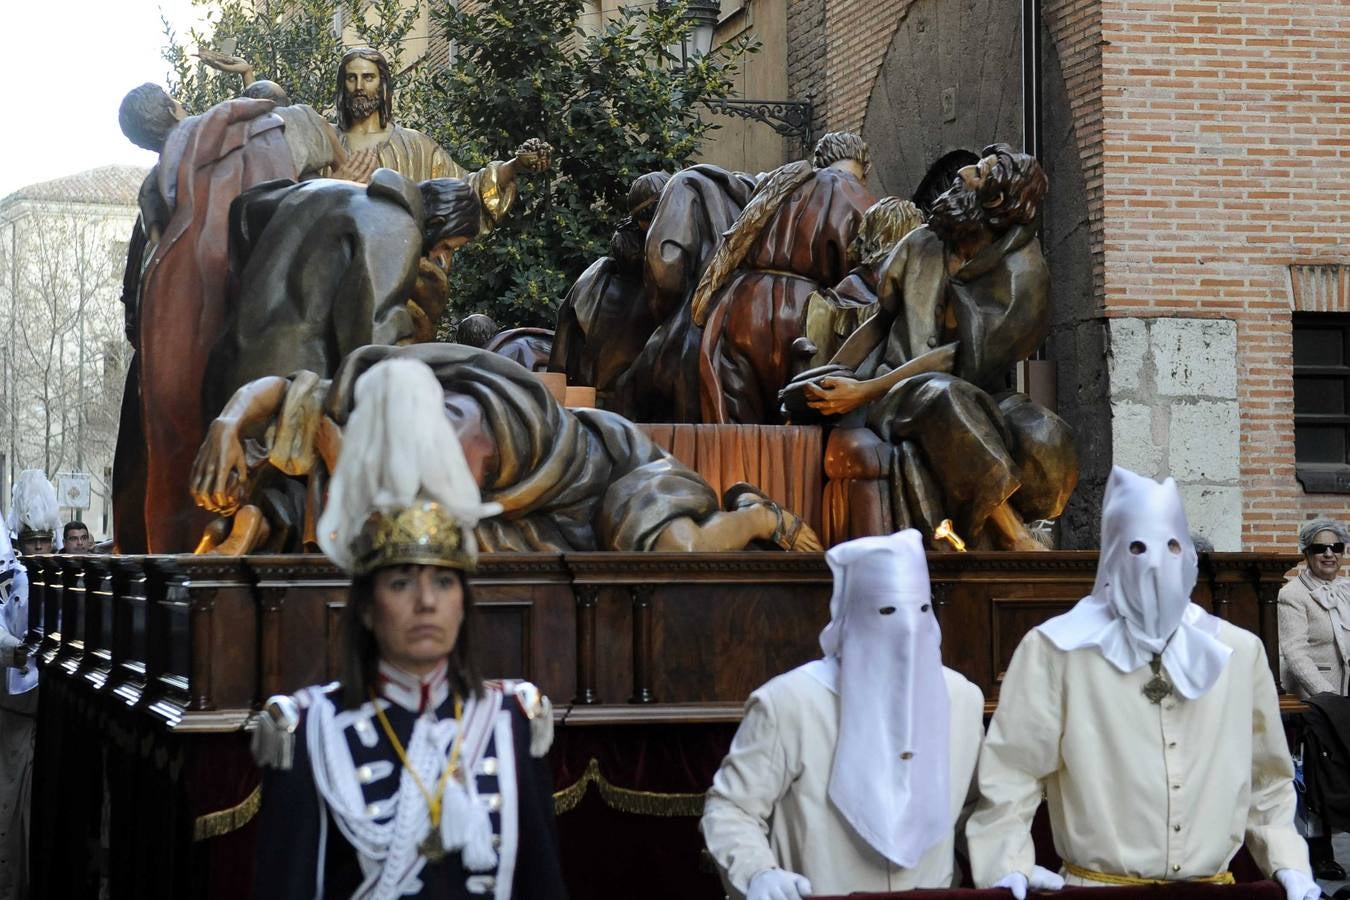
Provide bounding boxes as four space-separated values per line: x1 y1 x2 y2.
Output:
722 483 823 551
988 502 1045 551
196 505 272 556
193 517 232 554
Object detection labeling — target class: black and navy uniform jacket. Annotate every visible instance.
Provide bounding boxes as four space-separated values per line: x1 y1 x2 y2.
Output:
253 680 566 899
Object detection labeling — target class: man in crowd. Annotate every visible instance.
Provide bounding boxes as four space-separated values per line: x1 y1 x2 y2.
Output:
702 529 983 898
60 522 92 554
966 466 1318 900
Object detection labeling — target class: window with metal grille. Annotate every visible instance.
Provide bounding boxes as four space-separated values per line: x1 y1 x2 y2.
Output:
1294 313 1350 493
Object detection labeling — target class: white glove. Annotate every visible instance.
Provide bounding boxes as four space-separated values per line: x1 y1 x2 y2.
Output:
1275 868 1322 900
993 865 1066 900
747 867 813 900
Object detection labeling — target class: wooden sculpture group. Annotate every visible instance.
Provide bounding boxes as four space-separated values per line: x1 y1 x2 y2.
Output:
114 48 1076 557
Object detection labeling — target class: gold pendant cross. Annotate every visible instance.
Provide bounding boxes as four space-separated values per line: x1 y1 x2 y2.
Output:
1142 655 1173 705
420 829 447 862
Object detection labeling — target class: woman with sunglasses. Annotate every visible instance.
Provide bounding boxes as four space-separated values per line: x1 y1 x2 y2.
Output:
1278 518 1350 880
251 358 566 899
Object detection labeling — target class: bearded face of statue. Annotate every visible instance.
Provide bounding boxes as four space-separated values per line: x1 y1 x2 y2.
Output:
343 57 386 124
926 178 986 247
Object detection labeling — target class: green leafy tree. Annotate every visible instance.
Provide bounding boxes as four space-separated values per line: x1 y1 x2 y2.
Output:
407 0 754 330
161 0 418 115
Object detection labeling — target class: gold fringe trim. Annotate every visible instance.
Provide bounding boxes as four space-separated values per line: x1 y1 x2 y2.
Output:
553 758 706 817
193 784 262 842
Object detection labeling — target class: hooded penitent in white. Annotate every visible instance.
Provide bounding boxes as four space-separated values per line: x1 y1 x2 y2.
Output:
816 529 950 869
1038 465 1232 699
0 526 34 694
8 470 61 552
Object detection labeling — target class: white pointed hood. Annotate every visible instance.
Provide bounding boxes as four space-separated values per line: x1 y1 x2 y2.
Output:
0 524 34 694
1038 465 1232 699
819 529 950 868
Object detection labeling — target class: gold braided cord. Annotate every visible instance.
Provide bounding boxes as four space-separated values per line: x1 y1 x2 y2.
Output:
192 784 262 842
1062 862 1235 886
552 758 706 818
371 691 464 832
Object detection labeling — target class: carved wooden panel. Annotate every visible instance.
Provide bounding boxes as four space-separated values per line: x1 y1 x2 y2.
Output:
472 602 532 681
989 596 1079 684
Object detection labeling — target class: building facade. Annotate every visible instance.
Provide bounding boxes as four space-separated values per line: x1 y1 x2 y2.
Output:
0 165 144 541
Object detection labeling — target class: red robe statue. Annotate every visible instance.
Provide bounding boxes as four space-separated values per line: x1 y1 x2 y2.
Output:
129 98 294 552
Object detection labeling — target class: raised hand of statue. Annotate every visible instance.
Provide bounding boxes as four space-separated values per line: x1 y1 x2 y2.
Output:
190 417 252 516
512 138 553 174
332 148 379 184
410 256 451 323
194 47 255 77
805 375 871 417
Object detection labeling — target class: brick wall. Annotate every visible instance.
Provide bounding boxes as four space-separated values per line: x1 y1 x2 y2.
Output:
1097 0 1350 549
822 0 915 133
786 0 829 137
1043 0 1105 307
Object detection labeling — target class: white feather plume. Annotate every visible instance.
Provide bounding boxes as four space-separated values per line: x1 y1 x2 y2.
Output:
316 358 502 573
0 520 15 572
8 470 61 551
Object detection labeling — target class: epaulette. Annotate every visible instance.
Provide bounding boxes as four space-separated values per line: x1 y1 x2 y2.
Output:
492 680 553 758
250 683 339 770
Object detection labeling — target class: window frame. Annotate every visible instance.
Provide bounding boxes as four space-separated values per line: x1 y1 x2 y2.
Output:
1293 312 1350 493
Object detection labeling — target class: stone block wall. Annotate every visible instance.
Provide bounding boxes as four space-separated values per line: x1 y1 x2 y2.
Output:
1108 317 1242 548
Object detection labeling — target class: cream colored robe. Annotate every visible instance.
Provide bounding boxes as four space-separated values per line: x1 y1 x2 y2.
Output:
701 664 984 898
966 624 1310 887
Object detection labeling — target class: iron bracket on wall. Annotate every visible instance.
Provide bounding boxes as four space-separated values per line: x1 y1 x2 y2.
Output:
702 98 814 155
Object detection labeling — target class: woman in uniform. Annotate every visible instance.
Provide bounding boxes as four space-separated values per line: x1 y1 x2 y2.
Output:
251 357 566 899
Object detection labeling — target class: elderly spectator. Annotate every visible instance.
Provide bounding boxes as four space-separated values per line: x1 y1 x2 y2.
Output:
1280 519 1350 700
1279 517 1350 880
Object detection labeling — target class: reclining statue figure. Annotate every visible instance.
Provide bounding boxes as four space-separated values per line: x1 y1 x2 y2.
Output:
190 343 822 556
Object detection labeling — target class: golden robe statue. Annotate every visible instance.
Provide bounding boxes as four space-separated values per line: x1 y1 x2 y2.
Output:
340 125 463 181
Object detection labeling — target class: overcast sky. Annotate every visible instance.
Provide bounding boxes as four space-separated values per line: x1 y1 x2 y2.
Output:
4 0 210 199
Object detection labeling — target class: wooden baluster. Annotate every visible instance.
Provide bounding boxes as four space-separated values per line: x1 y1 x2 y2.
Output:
572 585 600 705
80 557 111 674
629 585 655 704
258 585 287 702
